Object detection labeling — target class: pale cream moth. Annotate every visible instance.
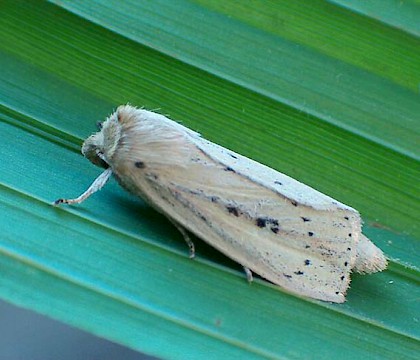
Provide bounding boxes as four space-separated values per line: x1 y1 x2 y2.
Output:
54 105 387 303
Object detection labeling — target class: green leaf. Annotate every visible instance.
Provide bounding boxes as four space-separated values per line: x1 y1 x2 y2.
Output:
0 0 419 359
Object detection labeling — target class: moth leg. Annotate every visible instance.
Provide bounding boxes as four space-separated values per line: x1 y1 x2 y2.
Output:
53 168 112 205
243 266 253 283
170 220 195 259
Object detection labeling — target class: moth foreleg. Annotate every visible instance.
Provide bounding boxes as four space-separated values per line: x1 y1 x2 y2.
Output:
170 220 195 259
53 168 112 205
243 266 253 283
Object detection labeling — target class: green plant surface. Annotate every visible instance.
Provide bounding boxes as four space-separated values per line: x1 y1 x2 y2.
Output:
0 1 419 359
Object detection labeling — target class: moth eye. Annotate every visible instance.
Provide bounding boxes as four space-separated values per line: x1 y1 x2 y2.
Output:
96 121 104 130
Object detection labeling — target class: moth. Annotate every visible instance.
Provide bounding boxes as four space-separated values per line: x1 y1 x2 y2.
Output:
55 105 387 303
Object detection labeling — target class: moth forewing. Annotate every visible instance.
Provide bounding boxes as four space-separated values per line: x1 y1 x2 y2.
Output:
55 105 387 303
108 116 362 302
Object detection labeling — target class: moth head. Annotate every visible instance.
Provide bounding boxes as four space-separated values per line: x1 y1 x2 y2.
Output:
82 109 122 169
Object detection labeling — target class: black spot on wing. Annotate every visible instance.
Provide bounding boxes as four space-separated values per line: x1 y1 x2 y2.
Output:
255 217 280 233
226 205 240 217
134 161 145 169
256 217 267 228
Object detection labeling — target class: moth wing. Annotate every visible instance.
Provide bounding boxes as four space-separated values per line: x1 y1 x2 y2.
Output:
192 137 387 272
112 108 362 302
191 137 355 212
